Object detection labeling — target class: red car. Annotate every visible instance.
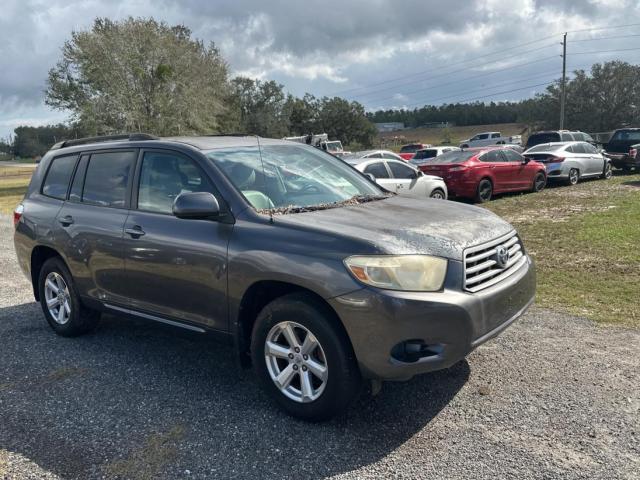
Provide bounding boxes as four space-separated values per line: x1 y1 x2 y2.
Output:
414 146 547 202
398 143 431 160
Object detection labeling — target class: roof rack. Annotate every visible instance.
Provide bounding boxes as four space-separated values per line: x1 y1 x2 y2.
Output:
51 133 159 150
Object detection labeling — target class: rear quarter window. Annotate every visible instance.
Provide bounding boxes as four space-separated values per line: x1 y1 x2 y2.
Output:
41 155 78 200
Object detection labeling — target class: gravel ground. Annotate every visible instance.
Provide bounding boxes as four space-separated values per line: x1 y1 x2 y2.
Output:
1 215 638 480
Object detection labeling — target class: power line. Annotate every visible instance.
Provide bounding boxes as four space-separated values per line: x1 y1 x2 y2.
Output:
570 47 640 55
566 22 640 34
363 56 560 106
568 34 640 43
328 34 560 96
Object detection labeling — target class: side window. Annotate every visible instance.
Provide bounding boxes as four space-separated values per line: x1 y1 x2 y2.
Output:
69 156 89 202
583 143 597 154
137 151 215 214
363 162 389 179
82 151 136 208
573 132 585 141
480 150 503 162
502 149 524 163
572 143 587 154
478 134 489 140
491 133 500 138
561 132 573 141
41 155 78 200
388 161 416 179
565 145 575 153
381 152 399 160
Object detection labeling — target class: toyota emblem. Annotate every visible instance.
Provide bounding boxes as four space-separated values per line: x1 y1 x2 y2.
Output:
494 245 509 268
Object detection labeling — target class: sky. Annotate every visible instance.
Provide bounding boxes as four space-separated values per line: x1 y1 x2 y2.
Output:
1 0 639 139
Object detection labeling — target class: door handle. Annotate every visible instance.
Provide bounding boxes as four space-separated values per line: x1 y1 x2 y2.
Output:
125 226 146 238
58 215 74 226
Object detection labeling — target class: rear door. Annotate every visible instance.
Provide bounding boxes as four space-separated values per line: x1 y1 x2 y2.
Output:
122 148 232 330
55 150 136 306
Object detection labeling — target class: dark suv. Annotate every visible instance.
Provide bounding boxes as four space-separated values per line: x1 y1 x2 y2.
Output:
13 134 536 420
525 130 596 149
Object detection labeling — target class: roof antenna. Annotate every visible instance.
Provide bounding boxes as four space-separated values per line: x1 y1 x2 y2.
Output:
255 135 274 224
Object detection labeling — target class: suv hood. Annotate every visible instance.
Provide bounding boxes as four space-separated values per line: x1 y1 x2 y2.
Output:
274 196 514 261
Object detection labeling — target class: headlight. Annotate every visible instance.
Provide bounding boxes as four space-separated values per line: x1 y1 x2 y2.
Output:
344 255 447 292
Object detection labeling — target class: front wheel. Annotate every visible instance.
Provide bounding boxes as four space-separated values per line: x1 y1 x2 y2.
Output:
475 179 493 203
601 162 613 179
430 188 446 199
251 293 361 421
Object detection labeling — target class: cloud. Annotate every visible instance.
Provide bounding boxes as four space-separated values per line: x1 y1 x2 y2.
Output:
0 0 639 137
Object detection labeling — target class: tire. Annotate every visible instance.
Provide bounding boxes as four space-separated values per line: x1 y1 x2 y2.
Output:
601 162 613 180
430 188 446 199
567 168 579 186
475 178 493 203
622 165 632 173
461 144 469 149
37 257 100 337
531 172 546 193
251 293 361 421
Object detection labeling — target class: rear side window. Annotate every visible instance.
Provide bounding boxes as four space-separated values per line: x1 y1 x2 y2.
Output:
480 150 503 163
560 132 574 141
363 162 389 178
82 151 136 208
42 155 78 200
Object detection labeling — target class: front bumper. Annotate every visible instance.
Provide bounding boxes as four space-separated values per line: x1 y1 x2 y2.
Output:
329 255 536 380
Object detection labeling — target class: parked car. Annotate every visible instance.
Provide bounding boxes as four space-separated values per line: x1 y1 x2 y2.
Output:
14 134 536 421
523 141 612 185
345 157 448 199
603 128 640 172
525 130 596 149
342 149 405 162
398 143 432 160
418 146 547 203
459 132 522 149
409 146 461 166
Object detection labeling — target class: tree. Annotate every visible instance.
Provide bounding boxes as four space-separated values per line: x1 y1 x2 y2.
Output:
46 17 234 136
12 124 83 158
316 97 377 148
230 77 290 137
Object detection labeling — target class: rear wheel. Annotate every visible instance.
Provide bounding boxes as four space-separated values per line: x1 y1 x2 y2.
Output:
38 257 100 336
567 168 579 185
531 172 546 193
601 162 613 179
475 179 493 203
430 188 446 199
251 293 361 421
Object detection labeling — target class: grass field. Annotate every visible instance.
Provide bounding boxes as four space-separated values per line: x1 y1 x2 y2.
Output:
1 163 638 326
484 172 640 327
0 166 32 214
378 122 528 148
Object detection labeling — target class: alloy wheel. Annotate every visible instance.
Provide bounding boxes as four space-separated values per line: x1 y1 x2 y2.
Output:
569 169 579 185
479 181 492 201
264 321 328 403
44 272 71 325
604 164 612 179
534 174 546 192
431 190 445 199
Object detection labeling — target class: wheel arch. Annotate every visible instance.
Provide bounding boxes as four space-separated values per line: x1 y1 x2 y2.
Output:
30 245 66 301
234 280 354 368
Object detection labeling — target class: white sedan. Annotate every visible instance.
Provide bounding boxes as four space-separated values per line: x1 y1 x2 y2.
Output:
345 157 448 199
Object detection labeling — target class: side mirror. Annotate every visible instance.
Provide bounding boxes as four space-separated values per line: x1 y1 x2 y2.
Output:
522 157 531 164
172 192 221 219
365 173 376 182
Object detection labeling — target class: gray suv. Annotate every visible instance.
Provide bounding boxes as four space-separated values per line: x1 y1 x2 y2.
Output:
13 134 536 421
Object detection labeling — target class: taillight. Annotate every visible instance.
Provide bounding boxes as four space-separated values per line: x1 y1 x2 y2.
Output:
449 165 468 172
547 155 565 163
630 148 637 158
13 204 23 227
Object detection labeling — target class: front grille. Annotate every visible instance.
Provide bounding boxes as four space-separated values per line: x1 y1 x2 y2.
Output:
463 231 527 293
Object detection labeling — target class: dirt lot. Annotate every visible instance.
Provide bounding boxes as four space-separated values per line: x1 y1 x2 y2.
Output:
1 210 639 479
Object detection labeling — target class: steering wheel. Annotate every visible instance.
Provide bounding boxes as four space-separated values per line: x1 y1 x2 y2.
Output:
301 183 321 193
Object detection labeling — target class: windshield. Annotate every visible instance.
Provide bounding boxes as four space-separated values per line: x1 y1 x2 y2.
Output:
611 130 640 142
411 149 438 161
324 141 343 152
428 150 477 164
206 144 386 213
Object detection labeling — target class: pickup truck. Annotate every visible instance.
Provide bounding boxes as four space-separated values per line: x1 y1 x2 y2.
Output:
603 128 640 171
459 132 522 149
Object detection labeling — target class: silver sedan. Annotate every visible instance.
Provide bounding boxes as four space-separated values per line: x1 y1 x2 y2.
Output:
523 141 612 185
345 157 448 199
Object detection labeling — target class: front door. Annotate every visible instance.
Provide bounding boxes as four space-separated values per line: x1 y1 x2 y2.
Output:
500 149 531 190
122 149 232 331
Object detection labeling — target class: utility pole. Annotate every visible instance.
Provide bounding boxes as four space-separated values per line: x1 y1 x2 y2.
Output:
559 32 567 130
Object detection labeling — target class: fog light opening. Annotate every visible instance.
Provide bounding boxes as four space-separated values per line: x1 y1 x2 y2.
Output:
391 339 444 363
